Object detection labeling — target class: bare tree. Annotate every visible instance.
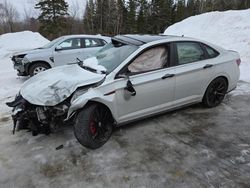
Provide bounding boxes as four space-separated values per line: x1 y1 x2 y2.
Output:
69 0 80 19
0 0 19 33
22 7 39 32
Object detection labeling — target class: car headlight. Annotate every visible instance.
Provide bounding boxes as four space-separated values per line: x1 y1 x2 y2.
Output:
71 87 90 103
22 57 30 64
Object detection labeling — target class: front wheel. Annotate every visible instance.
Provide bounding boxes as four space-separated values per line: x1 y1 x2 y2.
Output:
74 104 113 149
203 77 228 108
29 62 50 76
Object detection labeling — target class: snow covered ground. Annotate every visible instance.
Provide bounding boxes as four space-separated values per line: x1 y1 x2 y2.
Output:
164 9 250 82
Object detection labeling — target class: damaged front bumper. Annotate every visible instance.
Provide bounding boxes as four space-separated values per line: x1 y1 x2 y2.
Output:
6 94 71 136
12 56 29 76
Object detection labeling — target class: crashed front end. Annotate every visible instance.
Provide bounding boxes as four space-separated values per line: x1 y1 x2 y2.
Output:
6 64 106 136
6 93 71 135
12 54 30 76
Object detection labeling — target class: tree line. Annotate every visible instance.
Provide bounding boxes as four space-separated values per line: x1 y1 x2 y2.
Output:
1 0 250 39
83 0 250 35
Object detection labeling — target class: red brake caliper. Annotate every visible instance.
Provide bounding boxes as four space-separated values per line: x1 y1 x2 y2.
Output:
89 121 97 135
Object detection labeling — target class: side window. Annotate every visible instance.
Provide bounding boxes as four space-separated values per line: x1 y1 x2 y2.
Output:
176 42 205 65
128 45 169 73
203 44 219 58
58 38 81 50
84 38 106 48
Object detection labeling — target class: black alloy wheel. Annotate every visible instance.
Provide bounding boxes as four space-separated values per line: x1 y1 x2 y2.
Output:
74 104 113 149
203 77 228 108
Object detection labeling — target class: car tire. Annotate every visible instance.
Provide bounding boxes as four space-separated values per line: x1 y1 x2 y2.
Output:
74 104 113 149
203 77 228 108
29 62 50 76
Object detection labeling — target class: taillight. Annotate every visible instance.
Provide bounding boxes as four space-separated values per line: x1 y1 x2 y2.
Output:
236 59 241 66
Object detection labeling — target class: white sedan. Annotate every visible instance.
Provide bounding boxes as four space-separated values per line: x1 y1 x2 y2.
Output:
7 35 240 149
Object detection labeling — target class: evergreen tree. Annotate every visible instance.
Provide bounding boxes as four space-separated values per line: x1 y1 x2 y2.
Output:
35 0 68 38
126 0 137 33
116 0 127 34
187 0 197 17
83 0 95 34
95 0 104 33
107 0 118 34
175 0 186 22
137 0 149 33
150 0 174 34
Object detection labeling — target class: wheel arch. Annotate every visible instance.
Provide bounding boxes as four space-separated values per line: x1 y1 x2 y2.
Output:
85 100 116 124
26 60 52 74
202 75 229 100
68 94 118 126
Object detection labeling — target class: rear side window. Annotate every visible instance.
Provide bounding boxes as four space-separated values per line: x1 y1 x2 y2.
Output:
176 42 205 65
84 38 106 48
203 44 219 58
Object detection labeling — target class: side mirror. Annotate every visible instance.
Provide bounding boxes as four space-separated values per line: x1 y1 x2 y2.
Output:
117 73 128 79
55 46 63 51
117 68 136 96
126 80 136 96
117 67 131 79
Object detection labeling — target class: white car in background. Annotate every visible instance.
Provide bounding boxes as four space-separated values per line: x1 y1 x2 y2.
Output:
11 35 110 76
7 35 240 149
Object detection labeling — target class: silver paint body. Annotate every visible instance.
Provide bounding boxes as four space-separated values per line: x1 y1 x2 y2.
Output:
14 35 111 68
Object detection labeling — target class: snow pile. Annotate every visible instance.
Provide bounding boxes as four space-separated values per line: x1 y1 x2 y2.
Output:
0 31 49 113
0 31 49 58
164 9 250 82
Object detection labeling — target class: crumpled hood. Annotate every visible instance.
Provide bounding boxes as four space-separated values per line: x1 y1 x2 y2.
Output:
14 48 47 56
20 65 105 106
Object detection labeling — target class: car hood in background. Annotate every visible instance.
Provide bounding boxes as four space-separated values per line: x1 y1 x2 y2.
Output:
20 65 105 106
13 48 49 56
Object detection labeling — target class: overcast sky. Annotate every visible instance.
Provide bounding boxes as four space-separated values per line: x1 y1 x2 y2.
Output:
0 0 87 20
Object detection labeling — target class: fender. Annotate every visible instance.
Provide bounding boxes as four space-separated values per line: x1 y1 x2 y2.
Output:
67 88 118 121
202 72 230 98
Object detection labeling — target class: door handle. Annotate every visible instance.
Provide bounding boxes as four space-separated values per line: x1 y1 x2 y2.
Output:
162 74 175 79
203 64 213 69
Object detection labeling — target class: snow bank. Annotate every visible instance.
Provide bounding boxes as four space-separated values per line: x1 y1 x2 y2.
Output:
0 31 49 58
0 31 49 113
164 9 250 82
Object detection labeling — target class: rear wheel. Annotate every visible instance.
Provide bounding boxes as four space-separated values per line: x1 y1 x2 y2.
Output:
203 77 228 108
29 62 50 76
74 104 113 149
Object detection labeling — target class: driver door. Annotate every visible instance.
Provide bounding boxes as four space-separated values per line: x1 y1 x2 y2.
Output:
115 44 176 123
53 38 83 66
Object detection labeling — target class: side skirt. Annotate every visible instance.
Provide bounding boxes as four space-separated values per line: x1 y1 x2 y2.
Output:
115 101 201 127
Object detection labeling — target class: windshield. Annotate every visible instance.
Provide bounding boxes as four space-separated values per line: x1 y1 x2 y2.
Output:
40 37 64 49
91 42 139 73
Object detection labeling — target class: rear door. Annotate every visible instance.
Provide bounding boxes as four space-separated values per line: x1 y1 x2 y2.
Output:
172 41 217 107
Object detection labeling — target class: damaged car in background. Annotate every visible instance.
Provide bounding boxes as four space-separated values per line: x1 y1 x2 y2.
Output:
12 34 110 76
7 35 240 149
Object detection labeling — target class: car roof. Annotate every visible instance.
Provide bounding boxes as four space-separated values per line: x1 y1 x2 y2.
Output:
112 34 183 46
61 34 111 42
